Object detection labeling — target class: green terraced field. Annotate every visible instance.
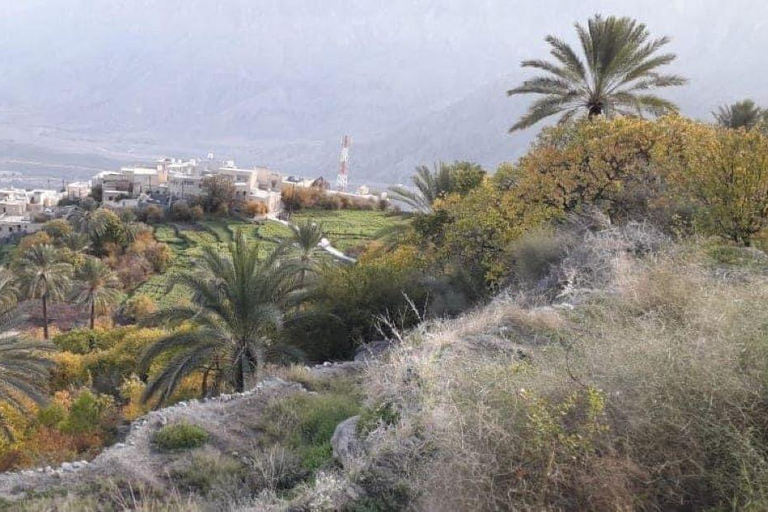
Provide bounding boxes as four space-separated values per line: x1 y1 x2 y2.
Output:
288 210 407 250
133 210 406 306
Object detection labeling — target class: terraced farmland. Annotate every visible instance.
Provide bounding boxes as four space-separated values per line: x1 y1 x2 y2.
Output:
132 210 406 306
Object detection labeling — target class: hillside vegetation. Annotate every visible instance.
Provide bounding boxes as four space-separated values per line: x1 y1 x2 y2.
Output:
4 13 768 509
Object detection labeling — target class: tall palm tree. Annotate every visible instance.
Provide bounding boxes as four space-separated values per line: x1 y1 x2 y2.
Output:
16 245 73 339
508 15 687 132
0 336 53 441
73 257 123 329
59 231 91 254
388 162 454 213
713 99 767 130
69 208 107 241
139 231 300 405
281 221 326 285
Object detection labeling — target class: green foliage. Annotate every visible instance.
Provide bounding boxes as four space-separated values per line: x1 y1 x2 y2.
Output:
51 327 166 395
59 389 114 435
508 14 686 131
670 126 768 246
261 385 361 470
87 209 129 255
36 402 67 428
713 99 768 130
170 450 245 494
0 336 53 441
140 231 302 404
53 329 107 354
357 401 399 437
298 261 428 360
73 257 123 329
152 422 210 451
15 243 73 338
388 161 486 213
42 219 74 241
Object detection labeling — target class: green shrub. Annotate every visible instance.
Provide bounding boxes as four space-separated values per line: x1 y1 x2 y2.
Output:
36 402 67 429
294 263 429 361
60 389 115 435
357 401 400 437
170 449 245 495
152 422 210 451
53 329 109 354
261 384 362 470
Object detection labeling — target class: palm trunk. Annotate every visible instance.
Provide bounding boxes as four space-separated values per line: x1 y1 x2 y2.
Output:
42 295 48 340
588 103 603 118
235 357 245 393
90 300 95 330
201 366 210 396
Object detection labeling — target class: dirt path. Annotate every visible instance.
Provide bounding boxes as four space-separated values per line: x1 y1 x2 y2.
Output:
0 362 362 502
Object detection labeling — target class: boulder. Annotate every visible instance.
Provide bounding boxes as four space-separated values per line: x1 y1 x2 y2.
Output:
354 340 393 362
331 416 361 468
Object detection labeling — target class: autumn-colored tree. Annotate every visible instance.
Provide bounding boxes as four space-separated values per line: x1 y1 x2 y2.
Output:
512 116 710 224
671 128 768 246
42 219 74 242
244 200 269 217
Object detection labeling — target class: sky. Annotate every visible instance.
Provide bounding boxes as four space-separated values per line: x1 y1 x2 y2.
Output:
0 0 766 182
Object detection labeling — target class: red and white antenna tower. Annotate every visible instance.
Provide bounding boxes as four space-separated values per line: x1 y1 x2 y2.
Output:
336 135 351 192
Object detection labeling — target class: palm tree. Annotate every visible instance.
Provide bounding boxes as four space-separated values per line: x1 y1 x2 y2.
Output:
508 15 687 132
139 231 300 405
388 162 454 213
68 206 107 240
73 257 123 329
59 231 91 254
0 267 19 321
0 336 53 441
281 221 326 285
16 245 73 339
713 99 767 130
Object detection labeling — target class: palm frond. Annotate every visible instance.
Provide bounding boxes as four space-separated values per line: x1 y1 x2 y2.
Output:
510 14 685 131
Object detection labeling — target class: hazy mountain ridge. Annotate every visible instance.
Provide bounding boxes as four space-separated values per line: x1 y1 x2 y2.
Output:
0 0 767 184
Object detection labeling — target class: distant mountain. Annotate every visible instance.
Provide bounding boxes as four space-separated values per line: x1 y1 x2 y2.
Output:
0 0 766 185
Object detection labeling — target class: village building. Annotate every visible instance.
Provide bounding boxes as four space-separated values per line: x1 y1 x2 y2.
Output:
66 181 92 200
92 157 285 215
0 216 40 240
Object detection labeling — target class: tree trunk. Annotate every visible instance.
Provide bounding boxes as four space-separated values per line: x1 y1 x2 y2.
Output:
588 102 604 118
201 367 210 397
42 295 48 340
234 355 246 393
90 300 95 330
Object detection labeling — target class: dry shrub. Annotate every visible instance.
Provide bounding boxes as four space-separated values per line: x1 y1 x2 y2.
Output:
244 200 269 217
507 228 568 287
362 233 768 510
124 294 158 320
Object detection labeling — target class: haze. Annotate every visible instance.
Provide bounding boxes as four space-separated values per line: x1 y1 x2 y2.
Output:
0 0 766 185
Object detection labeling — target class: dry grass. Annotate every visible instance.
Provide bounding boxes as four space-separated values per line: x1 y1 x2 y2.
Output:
361 230 768 510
